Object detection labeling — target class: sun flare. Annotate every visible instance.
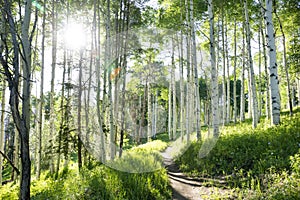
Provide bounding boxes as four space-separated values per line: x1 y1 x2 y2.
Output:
64 22 86 50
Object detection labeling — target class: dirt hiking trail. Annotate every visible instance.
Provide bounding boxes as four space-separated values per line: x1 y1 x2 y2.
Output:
161 145 231 200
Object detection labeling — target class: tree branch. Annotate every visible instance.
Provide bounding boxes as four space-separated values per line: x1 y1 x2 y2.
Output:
0 150 20 175
30 6 38 43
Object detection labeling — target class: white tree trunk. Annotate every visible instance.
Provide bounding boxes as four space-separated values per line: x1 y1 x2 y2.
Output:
221 11 227 125
216 17 222 122
258 26 262 119
36 0 46 179
105 0 115 160
147 82 152 142
49 0 57 174
240 23 246 122
233 19 237 124
208 0 219 137
244 0 258 128
275 12 292 116
179 0 184 141
180 30 184 141
225 21 231 124
168 80 172 140
95 0 106 162
185 0 191 142
260 23 270 119
172 41 177 141
119 1 130 157
152 91 157 138
77 51 84 169
13 127 19 181
0 81 5 185
20 1 32 198
248 68 252 119
0 13 6 185
265 0 281 125
190 0 201 140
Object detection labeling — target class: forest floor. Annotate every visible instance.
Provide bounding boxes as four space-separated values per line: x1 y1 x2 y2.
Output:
161 144 232 200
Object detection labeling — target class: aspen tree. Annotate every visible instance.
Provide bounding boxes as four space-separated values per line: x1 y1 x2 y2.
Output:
265 0 281 125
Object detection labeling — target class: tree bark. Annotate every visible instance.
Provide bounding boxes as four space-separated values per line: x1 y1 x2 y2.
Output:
260 19 270 119
0 11 6 186
208 0 219 137
95 0 106 162
147 82 152 141
179 0 184 141
265 0 281 125
216 17 221 122
168 78 172 140
152 91 157 138
113 6 120 158
233 19 237 124
0 80 5 185
225 19 231 124
56 45 66 178
1 0 34 197
19 1 32 198
275 12 292 116
77 51 83 170
258 26 262 119
49 0 57 174
36 0 46 179
244 0 258 128
12 128 19 182
119 0 130 158
240 22 246 122
248 68 252 118
185 0 191 142
190 0 201 140
171 39 177 141
221 9 227 125
105 0 115 160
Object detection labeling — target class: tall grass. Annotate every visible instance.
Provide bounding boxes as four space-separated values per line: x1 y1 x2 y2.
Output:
176 108 300 199
0 139 171 200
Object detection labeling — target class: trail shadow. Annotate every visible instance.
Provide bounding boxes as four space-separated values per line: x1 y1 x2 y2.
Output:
172 189 189 200
169 175 203 188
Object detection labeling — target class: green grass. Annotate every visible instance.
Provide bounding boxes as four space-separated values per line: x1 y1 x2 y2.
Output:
28 166 170 200
0 138 171 200
176 108 300 199
2 109 299 199
0 163 171 200
106 139 168 173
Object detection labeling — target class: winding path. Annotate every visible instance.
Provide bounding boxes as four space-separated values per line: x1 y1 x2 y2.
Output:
161 145 231 200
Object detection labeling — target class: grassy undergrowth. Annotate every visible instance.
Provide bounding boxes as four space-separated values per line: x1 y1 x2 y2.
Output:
176 108 300 199
106 139 168 172
0 139 171 200
0 165 171 200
